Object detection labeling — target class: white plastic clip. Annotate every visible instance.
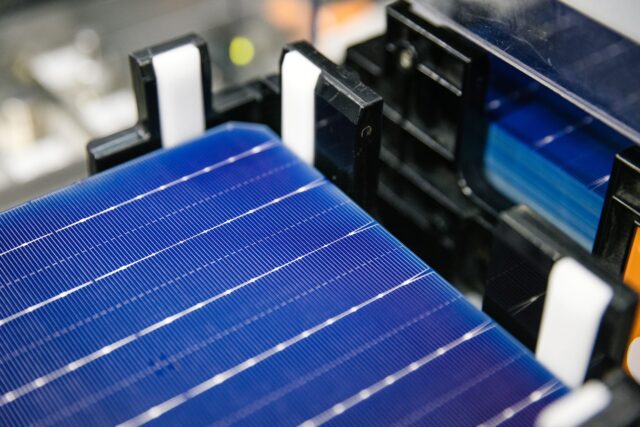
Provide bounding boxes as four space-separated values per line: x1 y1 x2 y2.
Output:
152 44 205 148
536 258 613 388
535 380 611 427
281 50 322 164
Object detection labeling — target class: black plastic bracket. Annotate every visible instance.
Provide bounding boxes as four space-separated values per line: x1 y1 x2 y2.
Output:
584 369 640 426
485 205 637 378
348 1 508 213
86 36 382 212
280 42 383 209
594 146 640 277
87 34 212 174
483 205 564 350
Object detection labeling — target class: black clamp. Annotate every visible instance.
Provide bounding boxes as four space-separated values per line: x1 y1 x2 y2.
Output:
584 369 640 426
484 205 637 382
280 42 382 209
87 34 212 174
594 146 640 278
86 36 382 210
346 1 507 213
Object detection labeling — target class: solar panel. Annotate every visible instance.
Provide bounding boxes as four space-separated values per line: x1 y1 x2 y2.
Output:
0 122 565 426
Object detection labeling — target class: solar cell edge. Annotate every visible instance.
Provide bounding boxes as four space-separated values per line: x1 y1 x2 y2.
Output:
0 121 567 426
0 122 280 253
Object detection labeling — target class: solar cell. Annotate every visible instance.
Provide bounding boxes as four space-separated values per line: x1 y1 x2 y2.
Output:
0 122 565 426
484 63 633 249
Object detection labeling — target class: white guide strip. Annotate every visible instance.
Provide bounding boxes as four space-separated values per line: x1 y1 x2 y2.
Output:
536 258 613 388
535 380 611 427
152 44 205 148
627 337 640 383
281 50 322 164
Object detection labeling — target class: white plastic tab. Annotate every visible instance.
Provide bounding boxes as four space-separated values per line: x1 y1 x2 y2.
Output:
536 258 613 388
627 337 640 383
152 44 205 148
281 50 322 164
535 380 611 427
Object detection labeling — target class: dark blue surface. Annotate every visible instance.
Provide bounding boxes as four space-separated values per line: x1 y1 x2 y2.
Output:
0 123 565 426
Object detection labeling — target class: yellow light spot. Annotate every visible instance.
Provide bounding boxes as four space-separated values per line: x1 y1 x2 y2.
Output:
229 36 255 67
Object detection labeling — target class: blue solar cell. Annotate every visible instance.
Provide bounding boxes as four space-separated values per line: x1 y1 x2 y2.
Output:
0 122 564 426
484 69 633 249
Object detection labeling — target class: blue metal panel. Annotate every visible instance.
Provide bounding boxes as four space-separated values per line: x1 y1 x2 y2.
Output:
0 123 564 426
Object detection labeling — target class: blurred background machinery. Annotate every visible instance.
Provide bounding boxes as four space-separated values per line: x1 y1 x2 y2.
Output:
0 0 389 209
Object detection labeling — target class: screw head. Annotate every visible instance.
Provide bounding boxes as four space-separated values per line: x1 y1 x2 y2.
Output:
399 49 414 69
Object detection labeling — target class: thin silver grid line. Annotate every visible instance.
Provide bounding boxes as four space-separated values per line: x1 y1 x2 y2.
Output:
533 116 594 149
476 381 564 427
0 201 351 366
391 355 525 427
39 246 408 427
0 140 279 258
0 221 378 407
118 270 434 427
212 295 463 427
0 179 326 327
0 158 300 290
587 174 610 191
300 321 495 427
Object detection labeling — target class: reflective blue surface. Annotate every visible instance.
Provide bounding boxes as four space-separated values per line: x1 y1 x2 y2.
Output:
0 123 565 426
411 0 639 248
484 61 633 249
412 0 640 144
